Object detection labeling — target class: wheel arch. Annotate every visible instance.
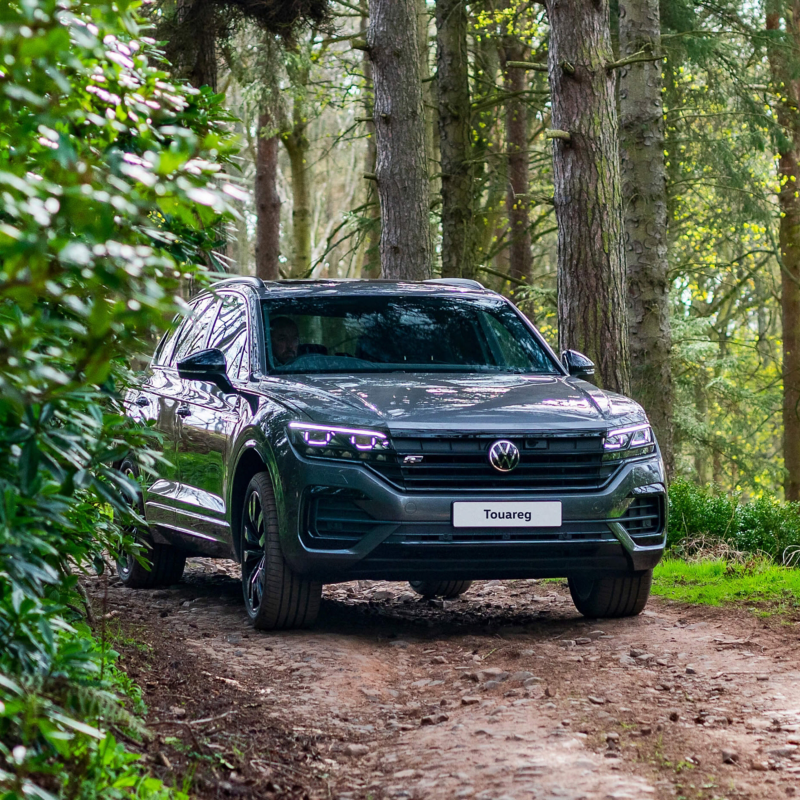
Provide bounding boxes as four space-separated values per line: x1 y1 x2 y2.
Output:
229 444 274 563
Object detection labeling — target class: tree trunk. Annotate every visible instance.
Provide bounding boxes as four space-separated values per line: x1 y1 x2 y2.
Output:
171 0 218 91
255 114 281 281
500 38 532 284
472 33 504 272
767 1 800 501
546 0 631 396
368 0 432 280
436 0 476 279
418 0 437 190
282 58 312 278
283 133 311 277
618 0 673 474
361 2 380 278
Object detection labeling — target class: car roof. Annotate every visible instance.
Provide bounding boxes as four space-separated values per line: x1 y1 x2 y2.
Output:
204 277 498 300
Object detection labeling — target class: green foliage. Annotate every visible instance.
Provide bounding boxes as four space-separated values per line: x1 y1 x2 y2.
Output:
667 479 739 546
0 0 236 797
0 622 183 800
667 479 800 561
652 557 800 611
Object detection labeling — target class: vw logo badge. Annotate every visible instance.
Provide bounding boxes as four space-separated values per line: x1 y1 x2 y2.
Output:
488 440 520 473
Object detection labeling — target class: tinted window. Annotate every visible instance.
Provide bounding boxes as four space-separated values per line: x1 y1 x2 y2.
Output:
261 296 558 375
207 294 249 381
172 297 218 365
152 315 182 367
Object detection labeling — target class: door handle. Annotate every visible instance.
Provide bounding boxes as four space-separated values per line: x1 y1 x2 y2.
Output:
134 396 150 407
176 405 191 418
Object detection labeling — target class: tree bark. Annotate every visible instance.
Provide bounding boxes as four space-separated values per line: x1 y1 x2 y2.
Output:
546 0 631 396
172 0 218 91
618 0 673 474
767 0 800 501
418 0 437 189
368 0 432 280
283 133 311 277
436 0 476 279
282 57 312 278
360 2 380 278
500 38 532 284
255 113 281 281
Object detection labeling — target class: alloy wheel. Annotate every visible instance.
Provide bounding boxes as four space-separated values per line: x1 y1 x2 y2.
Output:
243 489 266 615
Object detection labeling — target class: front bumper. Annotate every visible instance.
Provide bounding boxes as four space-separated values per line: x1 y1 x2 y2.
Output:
276 452 666 582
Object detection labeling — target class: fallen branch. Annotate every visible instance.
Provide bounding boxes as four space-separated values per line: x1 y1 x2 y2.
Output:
151 710 237 727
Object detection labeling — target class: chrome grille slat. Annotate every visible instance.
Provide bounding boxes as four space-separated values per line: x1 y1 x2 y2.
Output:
370 434 617 492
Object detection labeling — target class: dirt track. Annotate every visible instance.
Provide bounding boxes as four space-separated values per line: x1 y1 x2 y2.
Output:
88 559 800 800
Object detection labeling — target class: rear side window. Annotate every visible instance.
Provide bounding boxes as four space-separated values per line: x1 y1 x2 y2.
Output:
171 297 219 366
207 294 249 381
152 316 182 368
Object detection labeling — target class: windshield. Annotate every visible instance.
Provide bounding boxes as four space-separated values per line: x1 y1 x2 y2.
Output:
261 295 559 375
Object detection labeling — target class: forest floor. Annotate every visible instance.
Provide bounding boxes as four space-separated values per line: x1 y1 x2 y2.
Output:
87 559 800 800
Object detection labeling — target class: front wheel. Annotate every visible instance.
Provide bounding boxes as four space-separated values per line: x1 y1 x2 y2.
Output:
241 472 322 630
409 579 473 599
568 570 653 618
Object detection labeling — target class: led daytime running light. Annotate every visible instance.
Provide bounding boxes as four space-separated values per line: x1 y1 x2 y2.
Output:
603 423 653 453
288 421 388 440
288 422 391 455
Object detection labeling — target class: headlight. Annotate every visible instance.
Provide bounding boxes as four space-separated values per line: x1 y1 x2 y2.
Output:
603 424 655 460
288 422 394 462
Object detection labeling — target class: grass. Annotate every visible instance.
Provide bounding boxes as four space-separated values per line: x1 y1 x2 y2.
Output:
652 557 800 612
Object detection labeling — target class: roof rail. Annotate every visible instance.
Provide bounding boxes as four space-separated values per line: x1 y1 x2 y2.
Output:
423 278 485 290
208 276 266 289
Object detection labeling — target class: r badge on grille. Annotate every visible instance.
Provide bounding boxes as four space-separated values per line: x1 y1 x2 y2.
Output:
488 440 520 472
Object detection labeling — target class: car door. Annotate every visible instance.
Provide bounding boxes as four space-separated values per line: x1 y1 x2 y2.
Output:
138 298 218 534
173 291 251 550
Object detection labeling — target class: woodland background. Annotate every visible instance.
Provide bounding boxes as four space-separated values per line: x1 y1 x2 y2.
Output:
173 0 798 501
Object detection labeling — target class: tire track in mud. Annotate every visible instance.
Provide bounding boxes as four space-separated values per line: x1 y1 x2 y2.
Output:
91 560 800 800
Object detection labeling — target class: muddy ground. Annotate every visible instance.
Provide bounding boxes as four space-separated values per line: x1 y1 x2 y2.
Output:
86 559 800 800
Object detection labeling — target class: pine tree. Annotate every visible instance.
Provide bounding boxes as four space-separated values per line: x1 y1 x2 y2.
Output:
619 0 674 472
436 0 476 279
545 0 631 394
367 0 432 279
767 0 800 501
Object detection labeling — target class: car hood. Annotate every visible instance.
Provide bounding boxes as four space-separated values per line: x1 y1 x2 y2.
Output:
258 373 646 433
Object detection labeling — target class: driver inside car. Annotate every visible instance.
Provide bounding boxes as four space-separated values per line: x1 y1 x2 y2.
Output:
270 316 300 365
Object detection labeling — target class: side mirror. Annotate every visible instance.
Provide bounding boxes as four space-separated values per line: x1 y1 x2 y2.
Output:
561 349 595 379
177 348 235 395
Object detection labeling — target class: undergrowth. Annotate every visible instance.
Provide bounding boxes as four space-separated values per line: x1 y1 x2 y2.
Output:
0 0 235 797
668 479 800 564
652 557 800 612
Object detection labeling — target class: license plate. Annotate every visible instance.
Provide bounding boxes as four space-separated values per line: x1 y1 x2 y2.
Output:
452 501 562 528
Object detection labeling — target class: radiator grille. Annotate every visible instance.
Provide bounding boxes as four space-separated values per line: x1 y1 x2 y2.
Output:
385 520 617 545
368 434 619 492
303 492 666 550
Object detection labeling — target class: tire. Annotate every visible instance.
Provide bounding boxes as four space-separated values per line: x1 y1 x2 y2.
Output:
116 459 186 589
241 472 322 630
568 570 653 618
409 579 473 599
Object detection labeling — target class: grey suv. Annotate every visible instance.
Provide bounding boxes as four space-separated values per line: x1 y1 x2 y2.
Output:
121 278 666 629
